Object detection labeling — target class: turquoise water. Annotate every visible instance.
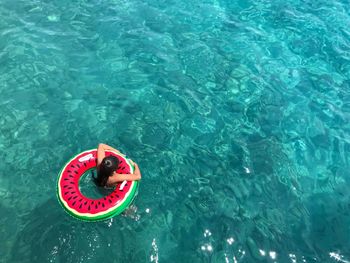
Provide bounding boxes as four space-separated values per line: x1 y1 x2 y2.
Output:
1 0 350 261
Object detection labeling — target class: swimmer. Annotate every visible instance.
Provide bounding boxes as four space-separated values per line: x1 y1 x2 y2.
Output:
93 143 141 187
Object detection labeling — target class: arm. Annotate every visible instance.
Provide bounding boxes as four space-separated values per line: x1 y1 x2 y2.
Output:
99 143 122 154
108 162 141 185
97 143 123 166
97 143 105 166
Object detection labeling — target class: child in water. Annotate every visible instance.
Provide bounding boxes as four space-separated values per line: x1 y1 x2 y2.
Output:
94 143 141 187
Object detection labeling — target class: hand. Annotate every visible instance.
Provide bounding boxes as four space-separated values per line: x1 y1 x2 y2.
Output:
99 143 122 154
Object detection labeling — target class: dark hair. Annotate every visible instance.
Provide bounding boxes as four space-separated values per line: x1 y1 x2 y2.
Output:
94 156 119 187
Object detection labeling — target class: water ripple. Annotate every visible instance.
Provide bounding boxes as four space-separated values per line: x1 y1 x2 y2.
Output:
1 0 350 262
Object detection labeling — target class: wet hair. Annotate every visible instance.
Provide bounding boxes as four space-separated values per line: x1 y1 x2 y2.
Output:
94 156 119 187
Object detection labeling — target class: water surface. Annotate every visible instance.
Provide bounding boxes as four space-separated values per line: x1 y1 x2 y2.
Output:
1 0 350 262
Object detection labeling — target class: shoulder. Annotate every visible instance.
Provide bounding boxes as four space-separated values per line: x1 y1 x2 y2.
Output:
107 172 123 185
106 176 116 187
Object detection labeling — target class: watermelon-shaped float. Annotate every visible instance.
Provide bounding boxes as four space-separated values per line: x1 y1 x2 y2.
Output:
57 149 139 221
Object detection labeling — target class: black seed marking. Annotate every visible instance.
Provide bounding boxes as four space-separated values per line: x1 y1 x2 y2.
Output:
71 165 75 168
92 201 94 204
110 196 113 198
68 197 72 201
84 163 87 167
70 182 74 185
71 191 75 194
64 192 69 195
74 171 78 175
69 175 73 178
95 204 98 209
79 198 82 202
79 204 82 209
116 195 119 198
77 164 80 168
72 201 76 206
98 201 101 205
102 203 105 208
64 178 69 181
109 199 112 203
63 185 68 188
88 205 90 211
84 201 88 205
104 197 106 200
73 196 78 199
68 187 73 190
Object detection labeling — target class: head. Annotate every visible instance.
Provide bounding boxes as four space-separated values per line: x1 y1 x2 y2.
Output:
94 156 119 187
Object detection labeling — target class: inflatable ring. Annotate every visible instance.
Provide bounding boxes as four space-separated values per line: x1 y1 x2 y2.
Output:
57 149 139 221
